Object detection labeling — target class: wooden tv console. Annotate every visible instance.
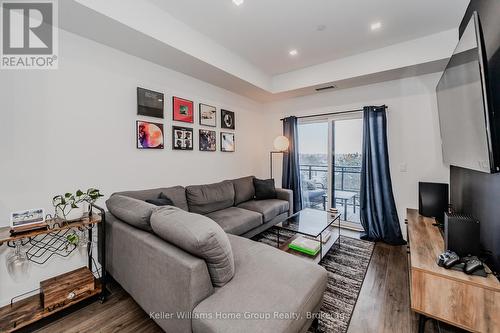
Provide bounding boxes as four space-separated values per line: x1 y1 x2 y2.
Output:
406 209 500 333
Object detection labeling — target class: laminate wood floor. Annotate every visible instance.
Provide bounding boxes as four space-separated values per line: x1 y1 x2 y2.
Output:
348 242 464 333
31 242 464 333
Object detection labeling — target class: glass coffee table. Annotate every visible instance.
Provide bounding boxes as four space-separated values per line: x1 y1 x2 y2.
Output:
275 208 341 262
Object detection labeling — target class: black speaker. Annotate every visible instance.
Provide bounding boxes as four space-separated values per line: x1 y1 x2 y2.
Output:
444 213 480 257
418 182 449 224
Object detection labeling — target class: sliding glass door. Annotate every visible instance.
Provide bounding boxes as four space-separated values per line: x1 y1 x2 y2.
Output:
332 116 362 225
298 113 363 226
298 121 329 210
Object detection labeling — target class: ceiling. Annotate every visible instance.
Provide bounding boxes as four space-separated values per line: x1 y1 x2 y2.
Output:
148 0 470 75
63 0 470 101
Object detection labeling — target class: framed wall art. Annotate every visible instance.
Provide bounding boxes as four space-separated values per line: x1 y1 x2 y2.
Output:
172 126 194 150
221 109 235 130
199 129 216 152
137 87 164 119
173 96 194 123
199 103 216 127
136 121 164 149
10 208 45 229
221 132 235 152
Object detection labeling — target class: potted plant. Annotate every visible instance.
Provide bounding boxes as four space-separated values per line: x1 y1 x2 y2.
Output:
52 188 103 221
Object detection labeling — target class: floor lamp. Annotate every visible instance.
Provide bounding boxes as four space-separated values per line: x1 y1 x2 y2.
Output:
270 135 290 179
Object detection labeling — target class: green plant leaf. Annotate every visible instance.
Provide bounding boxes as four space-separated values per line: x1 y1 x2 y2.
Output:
65 192 72 198
66 234 79 245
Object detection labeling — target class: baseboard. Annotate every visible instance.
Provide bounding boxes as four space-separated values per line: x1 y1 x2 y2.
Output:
340 221 364 232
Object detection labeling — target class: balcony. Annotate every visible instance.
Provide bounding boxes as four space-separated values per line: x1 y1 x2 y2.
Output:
300 164 361 223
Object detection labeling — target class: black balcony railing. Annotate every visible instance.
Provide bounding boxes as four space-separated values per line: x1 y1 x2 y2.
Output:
299 164 361 219
300 164 361 190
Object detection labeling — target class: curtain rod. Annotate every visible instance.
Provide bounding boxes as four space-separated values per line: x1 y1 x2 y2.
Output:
279 105 387 121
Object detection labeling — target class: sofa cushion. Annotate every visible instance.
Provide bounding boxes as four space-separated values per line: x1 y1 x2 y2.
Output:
150 206 235 287
237 199 289 222
253 178 277 200
206 207 262 235
231 176 255 205
106 195 157 231
192 234 328 333
186 181 235 214
114 186 188 211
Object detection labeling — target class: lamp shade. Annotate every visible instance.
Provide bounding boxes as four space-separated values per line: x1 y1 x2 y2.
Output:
273 136 289 151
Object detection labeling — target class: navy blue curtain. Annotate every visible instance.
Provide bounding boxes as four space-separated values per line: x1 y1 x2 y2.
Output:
282 116 302 213
360 106 406 245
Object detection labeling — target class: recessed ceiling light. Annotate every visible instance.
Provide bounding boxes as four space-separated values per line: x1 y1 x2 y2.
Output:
289 49 298 56
371 22 382 31
232 0 244 6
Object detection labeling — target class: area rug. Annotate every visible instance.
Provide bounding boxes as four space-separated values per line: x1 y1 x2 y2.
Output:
252 229 374 333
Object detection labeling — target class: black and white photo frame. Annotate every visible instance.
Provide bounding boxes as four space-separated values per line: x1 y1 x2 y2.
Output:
199 129 217 151
199 103 217 127
172 126 194 150
221 109 235 130
137 87 164 119
221 132 235 152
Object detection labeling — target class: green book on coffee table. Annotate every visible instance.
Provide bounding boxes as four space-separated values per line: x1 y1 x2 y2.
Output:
289 236 321 256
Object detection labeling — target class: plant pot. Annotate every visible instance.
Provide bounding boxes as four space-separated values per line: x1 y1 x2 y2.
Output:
56 205 85 221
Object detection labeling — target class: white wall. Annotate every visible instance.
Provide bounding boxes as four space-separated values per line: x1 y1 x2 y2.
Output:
0 27 451 306
0 30 267 306
260 73 450 230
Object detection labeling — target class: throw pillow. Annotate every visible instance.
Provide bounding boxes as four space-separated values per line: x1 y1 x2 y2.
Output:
253 178 277 200
146 198 172 206
146 192 175 206
150 206 235 287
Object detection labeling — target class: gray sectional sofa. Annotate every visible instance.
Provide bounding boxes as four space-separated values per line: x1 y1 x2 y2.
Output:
105 176 328 333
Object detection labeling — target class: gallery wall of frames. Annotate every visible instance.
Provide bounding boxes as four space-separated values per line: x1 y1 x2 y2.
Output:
136 87 236 152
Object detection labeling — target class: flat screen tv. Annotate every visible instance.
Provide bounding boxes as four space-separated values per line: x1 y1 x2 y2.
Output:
436 12 499 174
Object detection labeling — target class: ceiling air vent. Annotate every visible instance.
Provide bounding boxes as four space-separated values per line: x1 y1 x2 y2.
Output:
315 85 336 92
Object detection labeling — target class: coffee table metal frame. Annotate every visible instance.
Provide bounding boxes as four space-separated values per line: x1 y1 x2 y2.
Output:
275 209 341 260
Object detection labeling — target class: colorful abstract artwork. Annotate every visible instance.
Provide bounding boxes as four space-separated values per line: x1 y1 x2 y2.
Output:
173 96 194 123
199 129 216 151
221 132 235 152
136 121 164 149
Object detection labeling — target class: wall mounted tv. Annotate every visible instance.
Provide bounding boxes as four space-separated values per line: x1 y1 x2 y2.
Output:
436 12 499 174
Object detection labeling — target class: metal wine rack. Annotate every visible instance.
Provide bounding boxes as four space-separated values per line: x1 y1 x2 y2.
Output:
4 208 102 266
24 223 95 265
